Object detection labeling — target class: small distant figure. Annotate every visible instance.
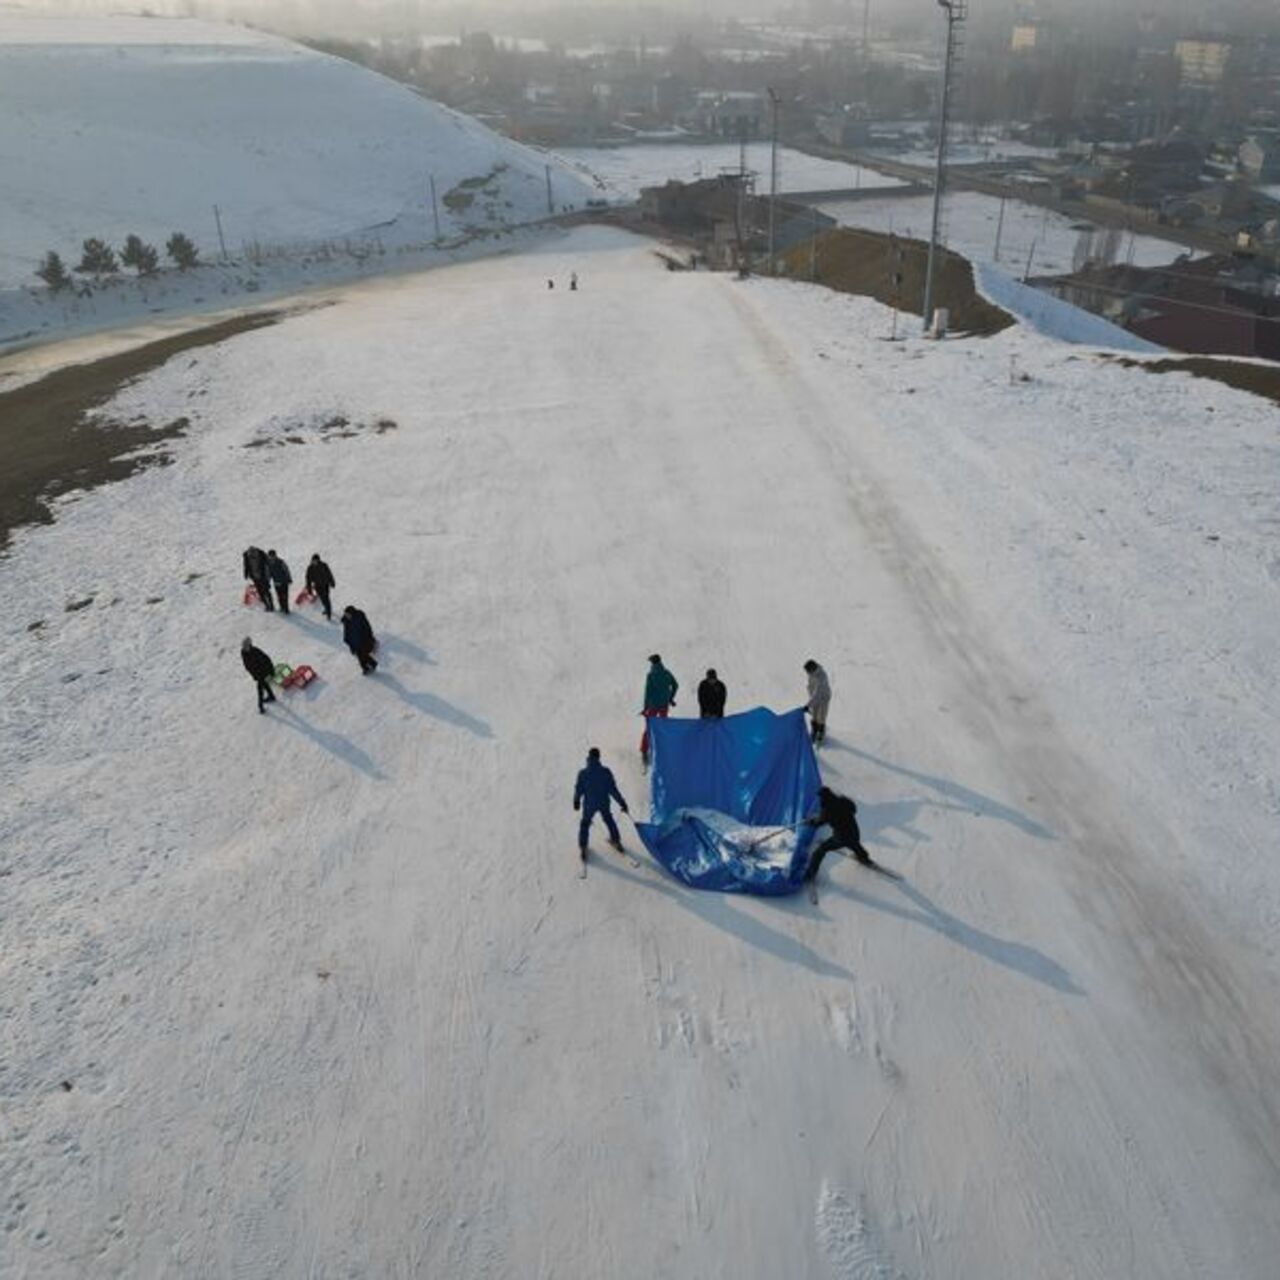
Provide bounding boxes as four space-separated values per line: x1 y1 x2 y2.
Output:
569 271 578 291
697 668 726 719
640 653 678 764
803 658 831 746
341 605 378 674
803 786 870 883
573 747 629 864
266 550 292 615
242 545 273 611
241 637 277 714
547 278 555 290
305 553 335 620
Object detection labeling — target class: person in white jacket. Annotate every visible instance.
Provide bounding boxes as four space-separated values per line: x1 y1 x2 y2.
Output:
803 659 831 746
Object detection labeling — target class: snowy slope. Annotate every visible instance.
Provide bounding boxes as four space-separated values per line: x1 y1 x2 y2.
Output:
3 228 1280 1277
0 13 590 339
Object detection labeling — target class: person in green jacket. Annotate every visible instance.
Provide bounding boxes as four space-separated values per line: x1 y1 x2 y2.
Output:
640 653 678 764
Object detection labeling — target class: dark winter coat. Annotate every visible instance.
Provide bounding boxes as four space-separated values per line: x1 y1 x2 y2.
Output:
267 554 292 587
241 645 274 681
643 663 678 711
574 760 627 813
342 608 375 654
306 559 335 592
243 546 268 581
816 790 859 840
697 677 726 717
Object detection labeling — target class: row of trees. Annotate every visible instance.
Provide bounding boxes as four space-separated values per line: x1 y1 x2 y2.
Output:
36 232 200 291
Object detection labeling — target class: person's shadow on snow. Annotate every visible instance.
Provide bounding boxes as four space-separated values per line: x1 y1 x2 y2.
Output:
829 876 1083 995
592 856 854 982
828 742 1055 841
273 704 384 780
377 672 492 738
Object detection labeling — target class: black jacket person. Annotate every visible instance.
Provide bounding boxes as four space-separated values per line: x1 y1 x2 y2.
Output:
266 550 292 614
241 637 277 713
242 545 273 611
697 669 727 718
341 606 378 674
803 785 871 883
305 554 336 619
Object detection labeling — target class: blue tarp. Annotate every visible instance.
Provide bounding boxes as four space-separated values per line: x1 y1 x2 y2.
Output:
634 706 822 895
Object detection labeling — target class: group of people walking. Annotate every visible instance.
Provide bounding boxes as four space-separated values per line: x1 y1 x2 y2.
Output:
639 654 832 761
239 544 379 713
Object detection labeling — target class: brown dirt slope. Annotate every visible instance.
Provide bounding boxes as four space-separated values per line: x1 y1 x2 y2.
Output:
0 311 281 555
1107 355 1280 409
780 225 1014 336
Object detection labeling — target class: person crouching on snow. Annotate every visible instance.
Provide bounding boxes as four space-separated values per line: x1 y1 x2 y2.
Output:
341 605 378 674
803 786 871 883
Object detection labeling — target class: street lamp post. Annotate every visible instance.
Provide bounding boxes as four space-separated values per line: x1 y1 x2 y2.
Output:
922 0 966 333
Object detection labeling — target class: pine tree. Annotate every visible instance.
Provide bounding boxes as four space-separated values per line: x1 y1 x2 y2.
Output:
121 234 159 276
77 238 119 276
166 231 199 270
36 250 70 291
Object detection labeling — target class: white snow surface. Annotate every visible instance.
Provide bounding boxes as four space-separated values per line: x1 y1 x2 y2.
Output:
4 227 1280 1277
553 142 903 199
0 13 591 336
818 189 1192 277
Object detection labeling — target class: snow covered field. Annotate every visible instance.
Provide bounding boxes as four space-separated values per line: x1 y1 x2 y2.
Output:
0 14 591 343
3 227 1280 1277
818 189 1188 278
553 142 903 199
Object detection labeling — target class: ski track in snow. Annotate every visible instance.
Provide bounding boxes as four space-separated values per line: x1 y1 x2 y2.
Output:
2 225 1280 1277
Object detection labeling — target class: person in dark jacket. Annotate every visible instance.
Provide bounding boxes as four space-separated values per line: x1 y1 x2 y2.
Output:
266 550 292 614
573 747 629 861
803 786 871 883
640 653 678 763
242 545 273 611
697 668 727 718
305 554 336 619
341 605 378 674
241 637 277 713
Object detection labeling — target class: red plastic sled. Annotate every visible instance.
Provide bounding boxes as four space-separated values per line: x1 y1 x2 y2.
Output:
294 587 316 606
283 664 317 689
243 583 261 606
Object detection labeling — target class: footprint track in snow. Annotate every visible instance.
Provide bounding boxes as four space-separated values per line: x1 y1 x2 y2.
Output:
815 1182 905 1280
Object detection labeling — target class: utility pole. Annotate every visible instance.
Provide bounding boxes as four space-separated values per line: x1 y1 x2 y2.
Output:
429 174 441 242
862 0 871 65
767 88 780 275
212 204 228 262
810 204 818 282
545 164 554 216
993 191 1006 261
921 0 967 333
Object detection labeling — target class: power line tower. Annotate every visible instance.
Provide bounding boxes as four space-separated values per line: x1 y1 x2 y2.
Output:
921 0 967 334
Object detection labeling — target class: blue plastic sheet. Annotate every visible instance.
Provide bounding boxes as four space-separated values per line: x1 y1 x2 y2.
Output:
633 707 822 894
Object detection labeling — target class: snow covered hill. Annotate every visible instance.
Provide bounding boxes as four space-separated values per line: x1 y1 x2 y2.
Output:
0 13 590 343
3 227 1280 1277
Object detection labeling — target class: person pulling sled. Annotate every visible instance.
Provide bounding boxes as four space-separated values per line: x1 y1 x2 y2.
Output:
241 637 277 713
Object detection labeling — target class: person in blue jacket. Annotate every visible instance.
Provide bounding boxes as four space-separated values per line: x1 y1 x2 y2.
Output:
574 747 629 863
640 653 678 764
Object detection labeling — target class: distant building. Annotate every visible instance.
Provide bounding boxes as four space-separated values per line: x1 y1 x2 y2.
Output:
1011 24 1041 53
1240 135 1280 183
1174 39 1232 86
